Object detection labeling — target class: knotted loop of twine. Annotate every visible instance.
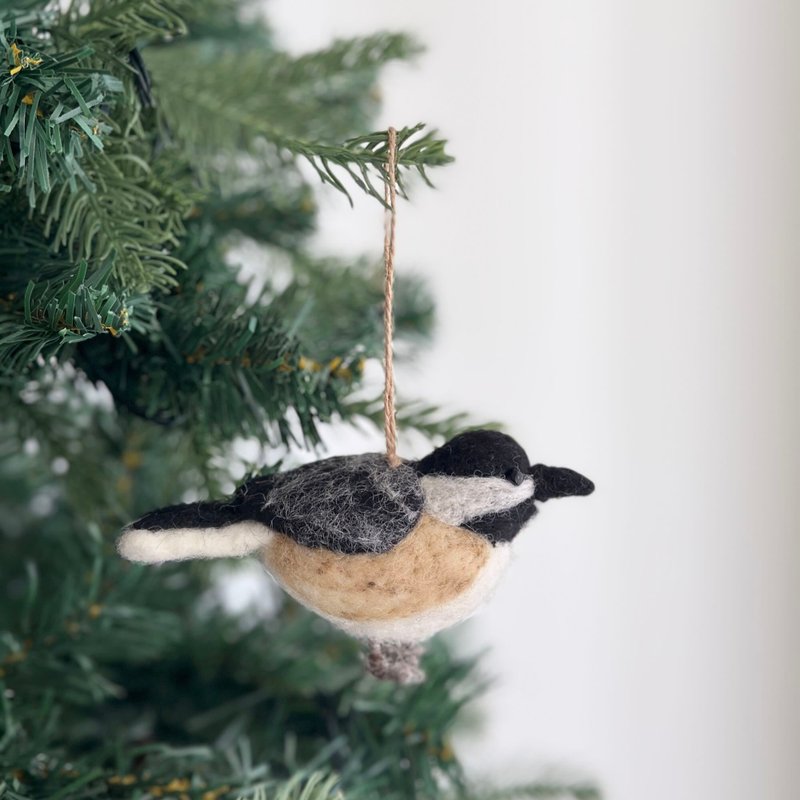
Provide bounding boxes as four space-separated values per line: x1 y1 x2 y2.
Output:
383 127 401 467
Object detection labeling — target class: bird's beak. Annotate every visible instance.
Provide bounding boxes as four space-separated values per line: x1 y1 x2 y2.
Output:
530 464 595 502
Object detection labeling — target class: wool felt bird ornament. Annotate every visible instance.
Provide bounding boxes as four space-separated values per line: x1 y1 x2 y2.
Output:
117 429 594 683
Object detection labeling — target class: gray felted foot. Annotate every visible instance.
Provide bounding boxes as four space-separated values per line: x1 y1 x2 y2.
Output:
365 640 426 684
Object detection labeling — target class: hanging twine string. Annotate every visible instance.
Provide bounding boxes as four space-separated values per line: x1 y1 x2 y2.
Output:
382 127 401 467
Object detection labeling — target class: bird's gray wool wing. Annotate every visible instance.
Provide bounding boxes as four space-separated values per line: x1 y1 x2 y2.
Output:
235 454 424 554
125 454 424 555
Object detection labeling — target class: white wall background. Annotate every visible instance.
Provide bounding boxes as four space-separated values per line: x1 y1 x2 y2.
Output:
265 2 800 798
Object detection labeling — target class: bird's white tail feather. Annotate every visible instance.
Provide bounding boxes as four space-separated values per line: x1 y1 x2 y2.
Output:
117 522 272 564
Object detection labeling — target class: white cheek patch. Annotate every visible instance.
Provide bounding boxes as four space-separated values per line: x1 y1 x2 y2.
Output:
420 475 535 526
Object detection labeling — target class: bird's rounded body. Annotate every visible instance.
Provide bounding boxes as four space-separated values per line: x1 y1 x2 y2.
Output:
117 430 594 676
263 513 512 642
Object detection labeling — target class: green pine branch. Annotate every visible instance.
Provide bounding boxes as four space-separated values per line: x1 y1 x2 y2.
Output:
275 254 434 362
0 33 124 207
67 226 442 447
0 259 130 374
36 144 196 290
173 0 275 46
74 263 354 447
145 29 451 202
195 178 316 249
58 0 188 51
0 215 78 289
345 397 490 445
146 32 420 147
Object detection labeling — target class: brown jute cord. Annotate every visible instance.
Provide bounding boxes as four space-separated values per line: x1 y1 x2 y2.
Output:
383 127 401 467
366 129 428 685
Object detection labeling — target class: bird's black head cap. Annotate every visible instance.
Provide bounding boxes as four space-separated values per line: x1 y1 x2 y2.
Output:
415 430 530 483
415 429 594 546
415 428 595 499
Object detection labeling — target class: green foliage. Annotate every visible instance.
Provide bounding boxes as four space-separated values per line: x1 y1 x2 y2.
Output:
344 397 480 446
59 0 189 50
145 32 420 147
0 214 77 287
0 0 451 404
277 254 435 363
194 181 316 249
0 1 600 798
0 31 121 207
0 259 130 374
144 30 450 203
37 145 196 290
77 260 349 446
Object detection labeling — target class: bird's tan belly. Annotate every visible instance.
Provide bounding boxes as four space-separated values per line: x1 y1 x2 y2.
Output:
262 513 491 622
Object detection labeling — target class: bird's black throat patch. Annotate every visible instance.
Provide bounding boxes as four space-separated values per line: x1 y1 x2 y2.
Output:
463 496 538 545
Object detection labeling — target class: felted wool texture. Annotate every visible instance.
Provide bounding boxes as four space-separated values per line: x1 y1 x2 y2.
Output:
464 497 538 545
531 464 596 501
262 513 494 638
115 429 596 650
366 640 425 684
276 537 515 644
420 474 535 527
239 453 423 554
122 454 423 557
415 430 531 479
357 540 512 643
127 499 245 533
117 520 271 563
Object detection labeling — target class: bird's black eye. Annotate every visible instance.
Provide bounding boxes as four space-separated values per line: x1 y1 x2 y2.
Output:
506 466 525 486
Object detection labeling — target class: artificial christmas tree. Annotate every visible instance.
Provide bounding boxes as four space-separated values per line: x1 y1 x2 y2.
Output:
0 2 599 797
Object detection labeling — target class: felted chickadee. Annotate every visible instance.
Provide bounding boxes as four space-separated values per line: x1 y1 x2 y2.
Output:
117 430 594 683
